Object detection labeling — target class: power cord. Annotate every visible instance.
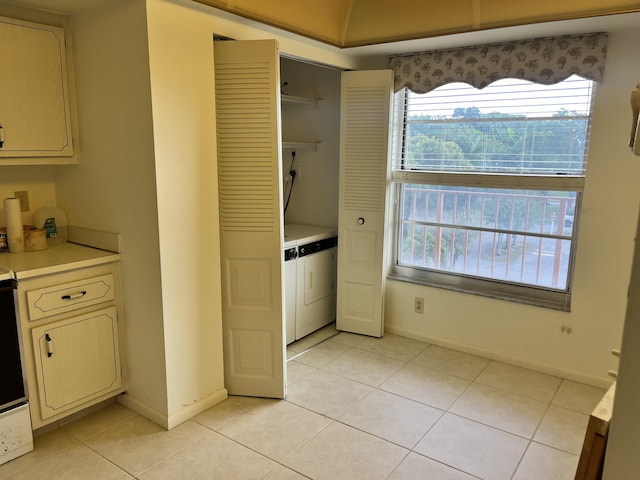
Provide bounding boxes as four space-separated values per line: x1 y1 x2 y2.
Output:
284 150 296 216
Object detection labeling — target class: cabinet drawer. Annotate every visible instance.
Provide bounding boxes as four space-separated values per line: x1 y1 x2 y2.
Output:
26 274 115 321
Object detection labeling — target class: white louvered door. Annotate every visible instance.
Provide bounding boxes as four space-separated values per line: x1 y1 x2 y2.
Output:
214 39 285 398
337 70 394 337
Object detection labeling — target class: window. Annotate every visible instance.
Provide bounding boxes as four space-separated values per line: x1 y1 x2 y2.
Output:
390 75 596 310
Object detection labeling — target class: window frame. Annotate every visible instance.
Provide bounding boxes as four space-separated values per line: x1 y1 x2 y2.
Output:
389 82 594 311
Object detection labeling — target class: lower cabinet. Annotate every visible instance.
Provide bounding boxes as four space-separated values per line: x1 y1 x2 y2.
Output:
18 261 125 429
31 307 121 420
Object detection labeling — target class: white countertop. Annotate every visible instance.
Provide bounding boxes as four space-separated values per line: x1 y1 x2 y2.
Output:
0 242 120 280
284 224 337 248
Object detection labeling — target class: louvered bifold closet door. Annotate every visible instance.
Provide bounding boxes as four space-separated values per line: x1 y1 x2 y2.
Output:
337 70 394 337
214 39 285 398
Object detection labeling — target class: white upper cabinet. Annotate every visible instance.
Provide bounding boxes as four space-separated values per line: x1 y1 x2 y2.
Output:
0 16 75 162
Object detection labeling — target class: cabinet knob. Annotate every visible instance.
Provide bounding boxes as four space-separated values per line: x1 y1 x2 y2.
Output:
357 217 365 225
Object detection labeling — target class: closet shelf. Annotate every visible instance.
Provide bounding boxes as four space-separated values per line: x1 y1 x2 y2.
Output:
281 94 320 107
282 141 321 151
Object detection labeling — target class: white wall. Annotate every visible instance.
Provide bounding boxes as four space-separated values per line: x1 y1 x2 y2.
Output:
145 0 227 423
0 167 57 227
54 0 170 418
280 58 341 228
603 211 640 479
385 23 640 386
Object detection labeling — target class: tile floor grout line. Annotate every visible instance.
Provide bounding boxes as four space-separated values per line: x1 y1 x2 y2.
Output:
286 331 342 361
406 450 486 480
509 438 534 480
288 332 587 478
2 331 594 479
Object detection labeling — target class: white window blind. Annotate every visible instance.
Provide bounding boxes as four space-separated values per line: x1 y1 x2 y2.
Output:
392 76 594 176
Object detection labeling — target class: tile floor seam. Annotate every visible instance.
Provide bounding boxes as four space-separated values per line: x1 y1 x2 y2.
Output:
391 363 477 412
311 361 401 391
472 355 493 381
447 371 476 409
442 410 542 443
122 424 214 478
332 411 422 452
201 405 258 432
346 342 417 363
529 439 582 457
63 411 142 444
406 451 486 480
470 377 558 405
77 440 136 479
215 404 339 465
406 405 447 451
405 358 487 384
286 331 342 361
528 400 554 444
382 448 413 480
315 356 407 389
508 438 533 480
202 429 297 475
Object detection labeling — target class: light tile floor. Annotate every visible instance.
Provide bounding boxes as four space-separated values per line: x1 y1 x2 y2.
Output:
1 324 608 480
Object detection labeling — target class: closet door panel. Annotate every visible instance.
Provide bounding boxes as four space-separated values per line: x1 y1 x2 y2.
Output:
337 70 393 337
214 39 285 398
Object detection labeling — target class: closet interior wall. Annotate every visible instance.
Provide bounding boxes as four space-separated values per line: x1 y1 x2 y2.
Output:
280 57 341 229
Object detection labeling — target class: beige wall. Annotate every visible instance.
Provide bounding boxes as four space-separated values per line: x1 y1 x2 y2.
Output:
145 0 226 423
0 168 57 227
280 58 341 228
55 0 170 419
384 22 640 386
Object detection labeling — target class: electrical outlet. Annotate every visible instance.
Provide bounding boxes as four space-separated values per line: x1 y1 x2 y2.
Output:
14 190 29 212
414 296 424 314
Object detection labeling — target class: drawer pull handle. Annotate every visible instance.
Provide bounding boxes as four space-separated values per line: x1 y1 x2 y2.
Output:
61 291 87 300
45 333 53 357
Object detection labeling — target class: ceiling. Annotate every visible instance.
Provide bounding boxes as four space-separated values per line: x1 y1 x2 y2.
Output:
4 0 640 51
193 0 640 48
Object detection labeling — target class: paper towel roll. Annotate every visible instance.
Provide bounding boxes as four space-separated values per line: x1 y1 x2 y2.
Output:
4 197 24 253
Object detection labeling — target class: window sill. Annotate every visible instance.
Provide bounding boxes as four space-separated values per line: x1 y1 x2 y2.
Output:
388 268 571 312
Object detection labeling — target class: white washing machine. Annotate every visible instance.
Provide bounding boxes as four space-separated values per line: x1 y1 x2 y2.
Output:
283 224 337 345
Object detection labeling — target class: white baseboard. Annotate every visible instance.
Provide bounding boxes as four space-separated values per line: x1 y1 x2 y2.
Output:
385 324 613 389
117 388 228 430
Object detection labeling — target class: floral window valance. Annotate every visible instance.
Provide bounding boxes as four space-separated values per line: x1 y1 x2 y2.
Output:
389 32 608 93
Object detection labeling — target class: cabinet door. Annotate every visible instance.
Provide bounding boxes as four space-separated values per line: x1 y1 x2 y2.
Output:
31 307 121 420
304 249 335 305
0 16 74 157
337 70 393 337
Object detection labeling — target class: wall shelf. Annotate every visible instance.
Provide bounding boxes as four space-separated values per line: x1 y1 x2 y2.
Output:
281 94 320 107
282 141 321 151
